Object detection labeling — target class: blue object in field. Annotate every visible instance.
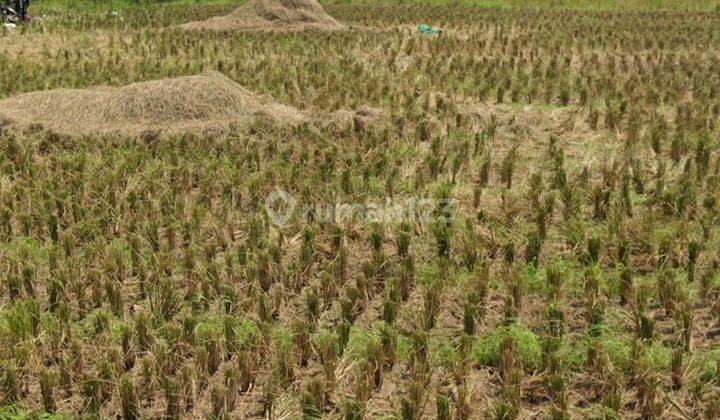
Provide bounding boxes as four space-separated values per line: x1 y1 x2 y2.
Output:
418 23 439 35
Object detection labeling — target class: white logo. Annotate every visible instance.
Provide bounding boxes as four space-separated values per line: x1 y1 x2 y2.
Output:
265 190 297 227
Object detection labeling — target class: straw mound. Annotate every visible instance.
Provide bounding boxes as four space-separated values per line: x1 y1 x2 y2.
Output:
180 0 345 32
0 72 304 137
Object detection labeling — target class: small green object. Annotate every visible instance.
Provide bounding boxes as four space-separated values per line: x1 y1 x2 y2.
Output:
418 23 439 35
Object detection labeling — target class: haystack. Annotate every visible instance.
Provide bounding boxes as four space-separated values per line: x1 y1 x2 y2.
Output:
0 72 304 137
180 0 345 32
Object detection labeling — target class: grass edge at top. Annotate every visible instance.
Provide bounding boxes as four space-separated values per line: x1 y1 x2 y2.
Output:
31 0 720 13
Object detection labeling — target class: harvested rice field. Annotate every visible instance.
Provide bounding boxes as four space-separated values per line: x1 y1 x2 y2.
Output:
1 0 720 418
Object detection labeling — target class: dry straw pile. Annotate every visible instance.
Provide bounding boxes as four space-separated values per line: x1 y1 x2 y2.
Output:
0 72 304 136
180 0 345 32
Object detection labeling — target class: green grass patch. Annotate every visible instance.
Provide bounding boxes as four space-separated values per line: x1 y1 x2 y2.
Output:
344 325 374 359
430 332 460 367
519 263 546 294
0 237 50 267
76 308 123 341
342 322 412 363
191 313 259 348
690 345 720 384
472 322 542 369
570 324 673 372
0 404 71 419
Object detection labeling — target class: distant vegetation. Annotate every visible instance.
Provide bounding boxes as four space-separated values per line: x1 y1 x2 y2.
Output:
332 0 720 11
31 0 720 12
